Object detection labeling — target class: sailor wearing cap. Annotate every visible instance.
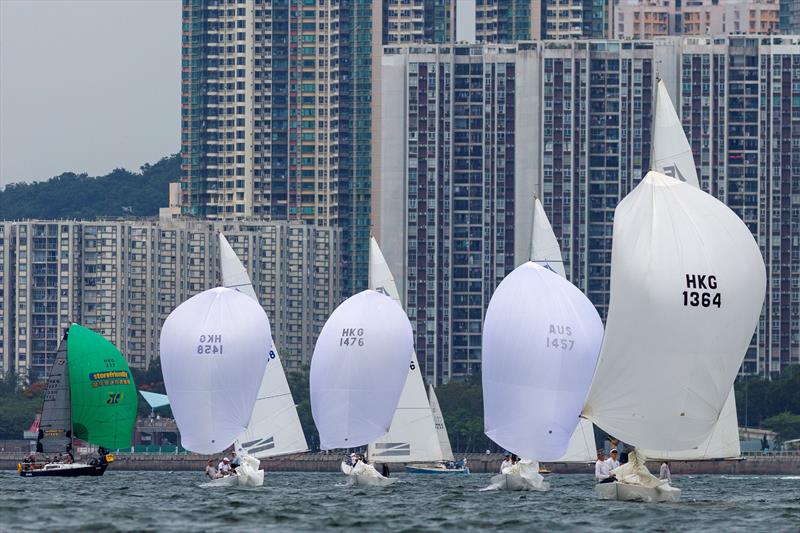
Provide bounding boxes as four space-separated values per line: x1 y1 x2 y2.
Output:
218 456 232 476
500 453 512 473
606 448 620 470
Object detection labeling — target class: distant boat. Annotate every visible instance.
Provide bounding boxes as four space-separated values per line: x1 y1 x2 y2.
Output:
481 197 605 491
582 159 765 502
160 287 272 487
636 79 741 463
19 324 137 477
219 234 309 463
365 237 467 475
310 270 414 486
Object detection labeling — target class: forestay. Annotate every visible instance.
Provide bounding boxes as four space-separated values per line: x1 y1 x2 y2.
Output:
582 171 766 451
160 287 271 454
219 233 308 458
367 237 442 463
483 262 604 461
652 79 699 187
310 290 413 450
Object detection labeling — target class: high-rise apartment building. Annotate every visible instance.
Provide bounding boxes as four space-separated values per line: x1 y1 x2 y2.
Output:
0 220 342 380
379 36 799 381
682 0 779 35
614 0 677 39
181 0 370 296
781 0 800 34
543 0 610 39
378 43 538 383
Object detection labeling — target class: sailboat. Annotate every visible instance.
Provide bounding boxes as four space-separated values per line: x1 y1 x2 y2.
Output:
160 286 272 487
364 237 466 474
581 84 766 501
218 234 308 472
633 79 741 463
310 281 414 487
18 324 137 477
481 198 605 491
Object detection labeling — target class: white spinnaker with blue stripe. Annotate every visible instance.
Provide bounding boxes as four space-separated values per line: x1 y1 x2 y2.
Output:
219 233 308 458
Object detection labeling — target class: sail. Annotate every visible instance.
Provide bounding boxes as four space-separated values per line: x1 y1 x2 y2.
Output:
652 79 699 188
531 197 566 277
310 289 413 450
67 324 138 449
582 171 766 451
220 233 308 458
483 262 604 461
428 385 455 462
554 419 597 463
367 237 442 463
638 390 741 460
160 287 271 454
651 84 737 459
37 334 71 454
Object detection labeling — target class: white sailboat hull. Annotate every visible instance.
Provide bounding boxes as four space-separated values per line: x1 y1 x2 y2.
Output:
340 461 397 487
486 473 549 492
595 482 681 503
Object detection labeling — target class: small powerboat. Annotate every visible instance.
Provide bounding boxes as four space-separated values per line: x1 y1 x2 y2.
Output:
405 459 469 474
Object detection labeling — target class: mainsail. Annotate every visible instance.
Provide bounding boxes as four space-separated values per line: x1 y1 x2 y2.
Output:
646 79 741 460
37 336 71 454
581 171 766 451
161 287 272 454
428 385 455 462
310 290 413 450
67 324 137 449
219 234 308 458
483 262 604 461
531 197 598 462
367 237 443 463
652 78 699 187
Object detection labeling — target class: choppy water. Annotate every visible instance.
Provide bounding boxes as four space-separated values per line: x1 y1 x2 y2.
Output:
1 471 799 532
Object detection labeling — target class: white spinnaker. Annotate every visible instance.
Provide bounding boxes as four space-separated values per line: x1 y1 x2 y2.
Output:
367 237 443 463
160 287 271 454
310 290 413 449
428 385 455 462
650 90 740 460
582 171 765 451
531 196 598 461
483 262 604 461
531 197 566 278
219 233 308 458
652 79 699 188
638 389 740 460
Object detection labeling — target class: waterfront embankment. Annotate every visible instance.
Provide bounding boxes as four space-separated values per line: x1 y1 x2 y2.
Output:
3 452 800 474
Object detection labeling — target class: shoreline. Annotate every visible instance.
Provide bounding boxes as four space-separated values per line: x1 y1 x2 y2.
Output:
2 452 799 475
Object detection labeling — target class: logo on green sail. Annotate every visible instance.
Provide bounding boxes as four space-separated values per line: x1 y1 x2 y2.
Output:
89 370 131 388
107 392 123 405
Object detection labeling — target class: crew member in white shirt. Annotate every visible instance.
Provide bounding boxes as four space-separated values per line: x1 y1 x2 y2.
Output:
606 448 621 470
595 450 616 483
500 453 512 473
659 461 672 483
218 456 232 476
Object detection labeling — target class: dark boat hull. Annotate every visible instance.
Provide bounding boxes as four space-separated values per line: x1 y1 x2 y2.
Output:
19 462 109 477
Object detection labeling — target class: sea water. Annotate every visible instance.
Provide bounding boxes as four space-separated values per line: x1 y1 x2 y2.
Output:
1 471 798 532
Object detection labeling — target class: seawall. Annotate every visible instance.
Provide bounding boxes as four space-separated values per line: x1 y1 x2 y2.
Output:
2 452 799 475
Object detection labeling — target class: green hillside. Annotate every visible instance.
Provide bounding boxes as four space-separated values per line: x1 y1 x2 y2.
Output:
0 154 179 220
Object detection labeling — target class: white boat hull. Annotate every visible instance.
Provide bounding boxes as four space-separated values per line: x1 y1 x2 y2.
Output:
486 473 549 492
341 461 396 487
595 482 681 503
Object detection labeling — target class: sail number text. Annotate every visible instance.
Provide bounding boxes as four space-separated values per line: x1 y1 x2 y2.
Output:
683 274 721 308
546 324 574 351
197 334 223 355
339 328 365 347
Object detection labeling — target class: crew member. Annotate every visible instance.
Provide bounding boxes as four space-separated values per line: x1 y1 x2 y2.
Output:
659 461 672 483
206 459 221 479
500 453 512 472
595 450 616 483
218 456 232 476
606 448 621 470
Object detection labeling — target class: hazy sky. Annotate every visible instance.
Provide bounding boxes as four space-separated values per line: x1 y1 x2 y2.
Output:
0 0 181 187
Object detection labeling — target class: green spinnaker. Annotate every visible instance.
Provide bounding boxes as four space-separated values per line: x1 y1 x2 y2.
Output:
67 324 137 449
